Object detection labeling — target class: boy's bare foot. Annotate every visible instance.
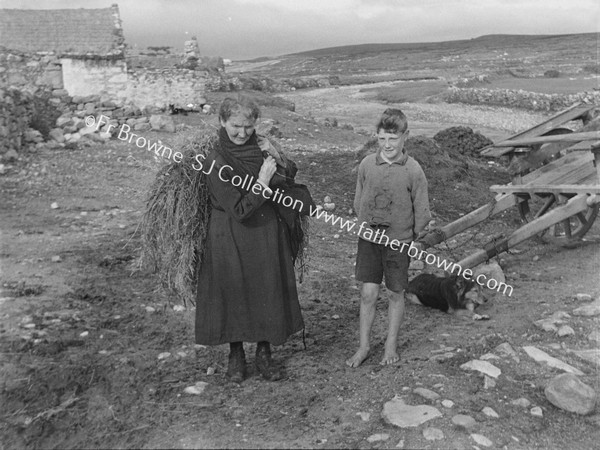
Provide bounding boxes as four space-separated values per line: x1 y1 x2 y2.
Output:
346 347 370 368
380 351 400 365
381 342 400 365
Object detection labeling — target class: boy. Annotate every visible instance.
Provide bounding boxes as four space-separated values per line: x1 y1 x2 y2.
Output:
346 108 431 367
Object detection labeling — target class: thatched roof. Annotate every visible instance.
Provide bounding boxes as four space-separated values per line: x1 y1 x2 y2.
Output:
0 4 125 58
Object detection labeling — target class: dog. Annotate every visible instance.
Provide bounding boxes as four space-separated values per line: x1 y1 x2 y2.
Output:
405 273 479 313
169 104 188 115
169 103 204 116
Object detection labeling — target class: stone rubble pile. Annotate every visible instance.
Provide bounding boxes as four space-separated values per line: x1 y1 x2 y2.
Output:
181 37 200 70
0 87 214 160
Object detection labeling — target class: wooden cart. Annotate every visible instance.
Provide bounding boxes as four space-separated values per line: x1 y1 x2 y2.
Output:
419 103 600 270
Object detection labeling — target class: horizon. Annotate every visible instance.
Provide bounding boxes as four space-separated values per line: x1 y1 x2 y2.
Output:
0 0 598 59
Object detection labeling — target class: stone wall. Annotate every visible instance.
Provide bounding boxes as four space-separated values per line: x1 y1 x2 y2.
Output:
0 50 211 110
0 52 63 91
445 86 600 112
121 67 208 110
61 58 128 97
0 87 35 153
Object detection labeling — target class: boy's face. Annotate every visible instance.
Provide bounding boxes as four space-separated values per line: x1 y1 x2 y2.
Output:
377 128 409 160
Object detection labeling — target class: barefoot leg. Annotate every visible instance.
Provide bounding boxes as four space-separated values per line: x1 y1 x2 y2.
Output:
346 282 379 368
381 290 405 365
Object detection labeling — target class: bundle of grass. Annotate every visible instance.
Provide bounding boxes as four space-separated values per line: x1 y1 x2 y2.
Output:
137 126 311 306
136 127 216 307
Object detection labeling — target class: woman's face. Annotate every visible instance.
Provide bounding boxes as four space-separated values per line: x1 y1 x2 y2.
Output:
221 111 256 145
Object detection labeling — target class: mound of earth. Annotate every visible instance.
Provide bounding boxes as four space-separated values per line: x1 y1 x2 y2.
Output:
343 135 509 221
433 126 494 158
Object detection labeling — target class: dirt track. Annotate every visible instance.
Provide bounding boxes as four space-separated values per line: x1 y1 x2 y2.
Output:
276 82 549 141
1 87 599 449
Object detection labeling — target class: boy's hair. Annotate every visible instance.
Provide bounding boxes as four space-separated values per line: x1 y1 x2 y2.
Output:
376 108 408 134
219 96 261 123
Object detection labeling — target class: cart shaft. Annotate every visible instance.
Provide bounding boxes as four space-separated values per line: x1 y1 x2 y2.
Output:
456 194 590 269
421 193 518 247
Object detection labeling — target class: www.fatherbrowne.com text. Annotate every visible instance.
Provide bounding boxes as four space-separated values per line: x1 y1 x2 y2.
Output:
311 207 514 297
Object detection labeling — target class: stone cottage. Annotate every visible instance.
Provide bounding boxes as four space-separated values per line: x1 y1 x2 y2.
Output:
0 4 127 97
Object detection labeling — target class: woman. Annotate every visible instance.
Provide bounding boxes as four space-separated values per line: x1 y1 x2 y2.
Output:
195 96 305 382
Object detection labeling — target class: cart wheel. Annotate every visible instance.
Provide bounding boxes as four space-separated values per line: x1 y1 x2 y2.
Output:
518 193 599 244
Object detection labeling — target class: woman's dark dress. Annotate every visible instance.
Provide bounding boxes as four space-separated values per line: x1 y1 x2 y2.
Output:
195 146 304 346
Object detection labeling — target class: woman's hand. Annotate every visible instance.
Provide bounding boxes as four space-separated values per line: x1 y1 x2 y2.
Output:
258 156 277 186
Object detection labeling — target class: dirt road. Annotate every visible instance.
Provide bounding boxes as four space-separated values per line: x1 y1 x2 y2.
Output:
1 88 599 449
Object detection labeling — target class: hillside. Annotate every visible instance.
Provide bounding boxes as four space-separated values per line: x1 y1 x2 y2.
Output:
230 32 599 84
286 33 598 58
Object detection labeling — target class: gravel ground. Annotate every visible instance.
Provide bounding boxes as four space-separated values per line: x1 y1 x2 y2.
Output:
278 83 551 141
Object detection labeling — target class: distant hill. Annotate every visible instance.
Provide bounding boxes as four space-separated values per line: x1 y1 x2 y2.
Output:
285 33 599 58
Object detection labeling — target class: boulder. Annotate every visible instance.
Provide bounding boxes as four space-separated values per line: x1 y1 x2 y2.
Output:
423 427 444 441
545 373 596 415
56 116 73 127
573 300 600 317
24 129 43 143
134 123 152 132
52 89 69 97
84 103 96 115
149 115 175 132
3 149 18 162
460 359 501 378
451 414 477 431
48 128 65 143
79 126 96 137
382 396 442 428
523 346 584 375
413 387 440 401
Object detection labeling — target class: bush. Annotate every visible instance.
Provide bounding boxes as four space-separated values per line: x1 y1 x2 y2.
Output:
582 64 600 74
544 69 560 78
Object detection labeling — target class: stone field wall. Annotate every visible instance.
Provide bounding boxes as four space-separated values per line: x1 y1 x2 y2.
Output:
445 86 600 112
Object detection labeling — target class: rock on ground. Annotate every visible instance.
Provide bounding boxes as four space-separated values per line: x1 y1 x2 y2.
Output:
382 396 442 428
423 427 444 441
545 373 597 415
451 414 477 431
572 300 600 317
511 397 531 408
482 406 499 418
366 433 389 443
522 346 584 375
460 359 501 378
471 433 493 447
413 387 441 401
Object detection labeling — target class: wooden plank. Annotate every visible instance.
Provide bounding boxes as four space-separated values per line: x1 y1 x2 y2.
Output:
481 145 522 158
420 193 517 247
457 194 590 269
482 138 600 159
593 146 600 187
520 151 594 184
480 104 595 157
489 185 600 195
500 104 590 141
566 140 600 151
492 131 600 147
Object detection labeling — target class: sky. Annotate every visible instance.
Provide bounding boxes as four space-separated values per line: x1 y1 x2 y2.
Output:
1 0 598 59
